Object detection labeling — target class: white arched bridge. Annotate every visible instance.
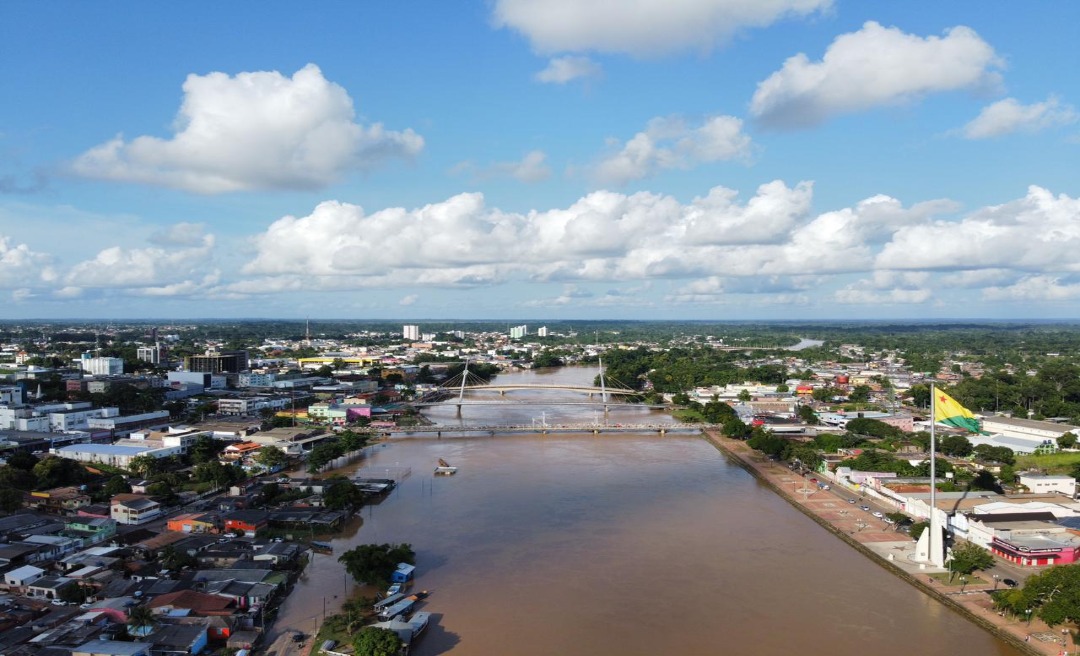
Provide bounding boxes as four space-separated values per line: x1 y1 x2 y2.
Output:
413 359 655 413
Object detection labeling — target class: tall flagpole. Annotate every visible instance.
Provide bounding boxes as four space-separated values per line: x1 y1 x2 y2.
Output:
929 382 943 567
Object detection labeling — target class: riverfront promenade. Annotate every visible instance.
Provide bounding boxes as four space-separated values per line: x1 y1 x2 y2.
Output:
704 431 1071 656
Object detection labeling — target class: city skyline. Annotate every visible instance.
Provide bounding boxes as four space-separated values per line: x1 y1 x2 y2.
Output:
2 2 1079 320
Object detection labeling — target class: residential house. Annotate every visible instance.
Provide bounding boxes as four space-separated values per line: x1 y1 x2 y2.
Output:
111 494 162 526
223 510 268 537
72 640 151 656
167 514 217 534
148 590 235 618
251 542 303 566
25 487 91 515
63 517 118 545
3 564 45 588
26 574 75 600
147 623 208 656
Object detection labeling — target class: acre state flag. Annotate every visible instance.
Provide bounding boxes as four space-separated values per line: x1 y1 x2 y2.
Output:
934 389 980 433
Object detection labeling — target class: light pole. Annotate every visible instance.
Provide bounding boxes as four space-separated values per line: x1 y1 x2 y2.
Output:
960 575 967 593
1026 608 1033 626
993 574 1000 590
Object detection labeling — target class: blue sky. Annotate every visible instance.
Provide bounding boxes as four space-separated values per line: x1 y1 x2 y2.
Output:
1 1 1078 320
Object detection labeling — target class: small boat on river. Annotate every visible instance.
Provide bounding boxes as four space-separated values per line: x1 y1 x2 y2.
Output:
310 541 333 553
435 458 458 476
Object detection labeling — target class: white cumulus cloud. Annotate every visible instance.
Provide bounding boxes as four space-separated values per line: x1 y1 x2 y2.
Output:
751 22 1002 128
877 186 1080 272
65 233 218 295
962 96 1078 139
0 234 55 287
535 56 602 84
72 64 423 193
493 0 832 56
593 115 752 184
982 275 1080 301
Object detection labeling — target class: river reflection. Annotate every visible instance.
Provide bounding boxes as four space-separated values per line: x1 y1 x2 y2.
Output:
271 368 1021 655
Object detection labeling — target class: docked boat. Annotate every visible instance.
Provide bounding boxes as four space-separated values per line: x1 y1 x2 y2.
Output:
408 611 431 637
310 541 333 553
377 591 428 621
434 458 458 476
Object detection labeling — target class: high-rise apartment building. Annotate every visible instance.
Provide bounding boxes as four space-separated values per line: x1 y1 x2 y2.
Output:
537 326 548 337
403 325 420 341
509 325 527 339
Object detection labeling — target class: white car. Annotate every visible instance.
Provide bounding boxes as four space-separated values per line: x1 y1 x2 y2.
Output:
50 599 67 606
872 511 884 519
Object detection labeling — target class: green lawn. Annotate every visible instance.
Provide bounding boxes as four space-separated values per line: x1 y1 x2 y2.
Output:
928 572 988 587
1016 452 1080 473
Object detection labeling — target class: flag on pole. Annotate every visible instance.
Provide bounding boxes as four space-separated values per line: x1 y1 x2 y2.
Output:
934 389 980 433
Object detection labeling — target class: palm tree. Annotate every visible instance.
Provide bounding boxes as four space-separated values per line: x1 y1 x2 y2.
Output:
127 605 155 637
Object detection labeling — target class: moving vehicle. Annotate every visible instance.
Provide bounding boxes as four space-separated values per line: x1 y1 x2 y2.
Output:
847 499 856 504
860 505 871 512
872 511 884 519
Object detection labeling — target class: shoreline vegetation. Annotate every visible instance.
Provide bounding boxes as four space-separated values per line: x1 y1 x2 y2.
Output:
702 429 1057 656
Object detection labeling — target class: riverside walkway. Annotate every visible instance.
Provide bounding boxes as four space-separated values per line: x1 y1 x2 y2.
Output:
705 431 1066 656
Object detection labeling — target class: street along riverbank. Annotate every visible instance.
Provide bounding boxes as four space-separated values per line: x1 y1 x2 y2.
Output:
703 431 1065 656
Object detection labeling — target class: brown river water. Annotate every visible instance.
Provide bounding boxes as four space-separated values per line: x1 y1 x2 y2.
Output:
271 367 1021 655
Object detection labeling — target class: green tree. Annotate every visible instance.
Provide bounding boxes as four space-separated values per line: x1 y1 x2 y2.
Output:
254 446 289 470
737 389 752 402
127 454 160 479
0 465 37 490
994 563 1080 627
32 456 89 489
104 475 131 497
948 542 995 580
972 444 1016 465
127 605 156 637
6 451 39 471
797 404 819 425
776 383 789 393
189 435 223 464
970 470 1001 492
339 543 415 588
0 487 24 511
324 478 364 511
353 627 404 656
1059 432 1078 449
849 384 871 403
193 460 242 488
909 521 929 541
938 435 974 457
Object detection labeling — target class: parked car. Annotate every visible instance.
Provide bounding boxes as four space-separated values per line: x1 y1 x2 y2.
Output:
50 599 67 606
822 484 831 490
872 511 884 519
1003 578 1019 588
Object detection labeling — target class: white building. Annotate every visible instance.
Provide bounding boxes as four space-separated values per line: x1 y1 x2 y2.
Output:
3 564 45 588
51 441 180 468
509 325 527 339
403 325 420 341
136 345 165 365
79 355 124 376
981 415 1080 443
537 326 548 337
110 495 162 525
1018 473 1077 497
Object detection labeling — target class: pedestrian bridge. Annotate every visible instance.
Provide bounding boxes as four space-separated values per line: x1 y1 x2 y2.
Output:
381 423 715 436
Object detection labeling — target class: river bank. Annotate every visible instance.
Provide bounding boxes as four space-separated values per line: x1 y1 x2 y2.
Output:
703 430 1067 656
